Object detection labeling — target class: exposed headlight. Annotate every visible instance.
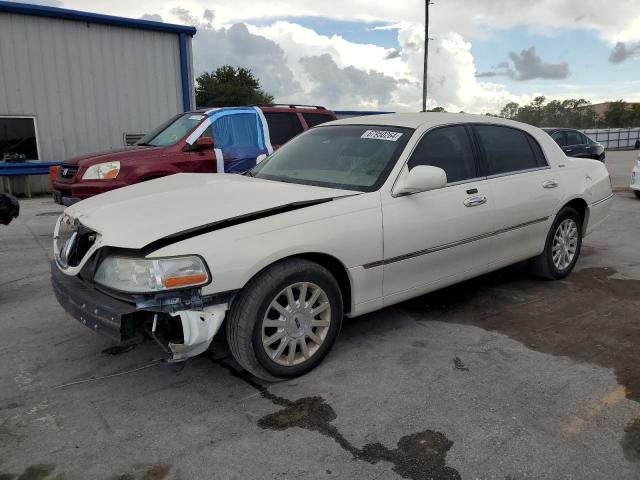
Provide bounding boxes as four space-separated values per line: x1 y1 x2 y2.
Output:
94 255 209 293
82 161 120 180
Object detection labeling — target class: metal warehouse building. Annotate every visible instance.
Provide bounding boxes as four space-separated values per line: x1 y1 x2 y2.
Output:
0 1 196 193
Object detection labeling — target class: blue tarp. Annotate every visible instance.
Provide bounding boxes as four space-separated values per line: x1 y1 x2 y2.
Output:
206 107 272 173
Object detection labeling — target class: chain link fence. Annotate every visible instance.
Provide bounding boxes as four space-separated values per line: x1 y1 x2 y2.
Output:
581 128 640 150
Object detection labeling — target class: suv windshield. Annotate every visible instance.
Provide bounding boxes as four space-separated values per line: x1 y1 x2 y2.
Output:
137 113 206 147
249 125 412 191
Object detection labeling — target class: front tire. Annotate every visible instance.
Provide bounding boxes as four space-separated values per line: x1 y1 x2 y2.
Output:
530 207 582 280
226 258 343 381
634 190 640 199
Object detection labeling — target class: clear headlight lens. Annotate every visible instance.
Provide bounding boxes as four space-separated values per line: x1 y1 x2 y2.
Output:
82 161 120 180
94 255 209 293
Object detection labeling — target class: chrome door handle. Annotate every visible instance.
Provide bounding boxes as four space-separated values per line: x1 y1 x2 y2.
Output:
542 180 559 189
463 195 487 207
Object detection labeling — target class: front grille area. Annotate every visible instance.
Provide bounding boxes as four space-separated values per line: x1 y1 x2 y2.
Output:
67 226 97 267
57 164 78 180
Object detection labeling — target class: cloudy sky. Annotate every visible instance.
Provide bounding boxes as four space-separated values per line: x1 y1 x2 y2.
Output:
30 0 640 112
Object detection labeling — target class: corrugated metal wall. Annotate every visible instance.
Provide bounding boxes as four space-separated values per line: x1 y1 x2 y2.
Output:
0 12 186 166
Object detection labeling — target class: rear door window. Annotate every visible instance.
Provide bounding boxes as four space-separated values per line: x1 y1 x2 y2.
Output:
474 125 541 175
551 131 567 147
407 125 478 183
565 130 585 146
302 113 333 128
264 113 304 145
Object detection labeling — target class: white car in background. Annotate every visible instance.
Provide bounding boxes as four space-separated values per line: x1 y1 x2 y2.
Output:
631 153 640 199
51 113 613 380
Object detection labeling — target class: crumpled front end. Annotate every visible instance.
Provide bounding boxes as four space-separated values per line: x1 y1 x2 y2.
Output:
51 213 232 362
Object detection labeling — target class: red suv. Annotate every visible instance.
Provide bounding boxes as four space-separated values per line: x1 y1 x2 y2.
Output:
53 105 336 206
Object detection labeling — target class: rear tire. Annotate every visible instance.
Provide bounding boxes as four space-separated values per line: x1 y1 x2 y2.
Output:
530 207 582 280
226 258 343 381
634 190 640 199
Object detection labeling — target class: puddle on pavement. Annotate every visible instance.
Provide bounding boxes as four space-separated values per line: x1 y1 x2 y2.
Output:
621 417 640 462
209 354 461 480
399 265 640 402
0 464 55 480
110 462 171 480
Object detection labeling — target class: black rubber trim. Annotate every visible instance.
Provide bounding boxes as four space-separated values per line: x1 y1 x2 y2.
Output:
142 198 334 253
362 216 549 269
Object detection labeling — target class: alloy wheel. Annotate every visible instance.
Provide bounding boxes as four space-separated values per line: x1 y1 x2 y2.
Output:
552 218 578 270
261 282 331 366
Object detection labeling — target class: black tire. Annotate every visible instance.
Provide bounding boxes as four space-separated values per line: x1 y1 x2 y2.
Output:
634 190 640 199
226 258 343 381
530 207 583 280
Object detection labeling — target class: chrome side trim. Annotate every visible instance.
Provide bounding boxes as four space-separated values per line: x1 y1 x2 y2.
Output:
589 193 614 207
484 166 551 180
362 216 549 269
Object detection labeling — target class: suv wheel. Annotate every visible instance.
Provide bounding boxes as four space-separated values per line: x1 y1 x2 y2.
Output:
226 258 343 380
530 207 582 280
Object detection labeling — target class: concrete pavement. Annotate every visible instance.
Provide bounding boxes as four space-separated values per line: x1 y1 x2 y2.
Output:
0 151 638 480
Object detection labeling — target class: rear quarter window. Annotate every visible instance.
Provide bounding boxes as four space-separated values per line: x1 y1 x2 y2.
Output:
474 125 545 175
264 112 304 146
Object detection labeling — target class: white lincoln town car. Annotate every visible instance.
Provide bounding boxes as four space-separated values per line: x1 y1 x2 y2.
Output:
52 113 613 380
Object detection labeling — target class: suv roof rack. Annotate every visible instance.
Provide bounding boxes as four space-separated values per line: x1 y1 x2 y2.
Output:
262 104 327 110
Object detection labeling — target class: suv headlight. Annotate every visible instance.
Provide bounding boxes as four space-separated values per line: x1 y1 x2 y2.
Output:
82 161 120 180
94 255 209 293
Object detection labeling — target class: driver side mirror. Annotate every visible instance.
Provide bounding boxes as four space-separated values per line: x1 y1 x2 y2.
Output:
194 137 214 151
394 165 447 196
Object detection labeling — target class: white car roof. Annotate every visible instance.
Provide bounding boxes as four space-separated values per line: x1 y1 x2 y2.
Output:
330 112 535 131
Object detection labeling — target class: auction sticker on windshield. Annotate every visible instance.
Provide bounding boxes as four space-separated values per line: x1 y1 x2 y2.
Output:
361 130 403 141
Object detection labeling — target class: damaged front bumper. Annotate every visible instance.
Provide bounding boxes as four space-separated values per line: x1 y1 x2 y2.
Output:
50 262 230 361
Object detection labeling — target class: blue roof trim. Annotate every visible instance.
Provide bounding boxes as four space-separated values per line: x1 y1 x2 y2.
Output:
0 1 197 35
178 33 191 111
334 111 394 115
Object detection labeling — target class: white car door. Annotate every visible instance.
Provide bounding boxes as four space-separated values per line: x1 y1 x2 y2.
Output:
472 124 565 268
380 124 494 306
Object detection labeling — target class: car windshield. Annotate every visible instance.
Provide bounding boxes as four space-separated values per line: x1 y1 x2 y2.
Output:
249 125 412 191
137 113 206 147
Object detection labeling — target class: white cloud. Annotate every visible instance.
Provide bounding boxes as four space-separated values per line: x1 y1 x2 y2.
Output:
51 1 640 111
248 20 528 112
161 0 640 44
191 23 300 98
58 0 640 44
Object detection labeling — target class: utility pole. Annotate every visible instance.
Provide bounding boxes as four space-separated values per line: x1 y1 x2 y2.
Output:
421 1 431 112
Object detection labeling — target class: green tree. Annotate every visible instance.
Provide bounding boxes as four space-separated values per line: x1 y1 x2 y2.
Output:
631 104 640 126
496 97 599 129
500 102 520 120
427 106 446 112
195 66 274 107
604 100 632 127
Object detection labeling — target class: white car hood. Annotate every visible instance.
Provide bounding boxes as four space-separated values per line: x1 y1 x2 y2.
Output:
65 173 355 250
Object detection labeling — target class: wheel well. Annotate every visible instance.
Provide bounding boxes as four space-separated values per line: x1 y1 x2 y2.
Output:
295 253 352 314
563 198 588 231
